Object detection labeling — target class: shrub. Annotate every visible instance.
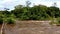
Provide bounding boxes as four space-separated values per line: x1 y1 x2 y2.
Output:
0 18 3 24
56 18 60 24
7 18 15 24
50 18 60 26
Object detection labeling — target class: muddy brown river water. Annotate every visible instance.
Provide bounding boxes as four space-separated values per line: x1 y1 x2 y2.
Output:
0 21 60 34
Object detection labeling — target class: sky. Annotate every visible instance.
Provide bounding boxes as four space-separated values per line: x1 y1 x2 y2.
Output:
0 0 60 10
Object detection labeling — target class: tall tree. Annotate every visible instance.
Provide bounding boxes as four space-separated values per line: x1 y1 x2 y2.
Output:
26 0 31 7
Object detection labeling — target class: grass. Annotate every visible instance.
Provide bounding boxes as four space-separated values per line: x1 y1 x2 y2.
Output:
49 17 60 26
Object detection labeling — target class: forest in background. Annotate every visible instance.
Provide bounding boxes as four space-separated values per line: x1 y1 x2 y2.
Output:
0 1 60 24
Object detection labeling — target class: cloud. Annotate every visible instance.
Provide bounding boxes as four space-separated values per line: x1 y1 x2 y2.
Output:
0 0 60 10
0 0 27 10
30 0 60 8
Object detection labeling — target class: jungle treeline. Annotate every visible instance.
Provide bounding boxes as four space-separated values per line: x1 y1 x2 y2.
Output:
11 5 60 20
0 1 60 24
0 4 60 20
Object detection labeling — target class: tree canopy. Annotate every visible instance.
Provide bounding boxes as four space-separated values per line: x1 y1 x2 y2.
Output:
0 2 60 21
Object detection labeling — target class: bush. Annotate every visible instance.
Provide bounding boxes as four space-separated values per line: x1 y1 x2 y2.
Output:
50 18 60 26
56 18 60 24
7 18 15 24
0 18 3 24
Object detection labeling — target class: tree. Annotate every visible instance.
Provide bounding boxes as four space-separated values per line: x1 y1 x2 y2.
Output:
15 5 23 9
53 2 57 7
26 0 31 7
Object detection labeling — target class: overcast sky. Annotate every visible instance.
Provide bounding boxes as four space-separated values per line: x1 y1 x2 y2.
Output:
0 0 60 10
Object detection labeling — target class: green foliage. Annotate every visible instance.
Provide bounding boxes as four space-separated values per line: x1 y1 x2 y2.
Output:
49 18 60 26
0 4 60 24
6 14 16 24
10 4 60 20
56 18 60 24
0 11 16 24
7 18 15 24
0 17 3 24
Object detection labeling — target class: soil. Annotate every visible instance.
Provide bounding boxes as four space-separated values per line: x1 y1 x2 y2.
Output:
0 20 60 34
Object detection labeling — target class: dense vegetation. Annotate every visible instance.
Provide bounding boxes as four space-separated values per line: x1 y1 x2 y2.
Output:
0 1 60 24
11 5 60 20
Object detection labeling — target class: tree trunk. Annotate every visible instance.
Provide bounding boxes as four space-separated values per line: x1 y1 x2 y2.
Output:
1 22 5 34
